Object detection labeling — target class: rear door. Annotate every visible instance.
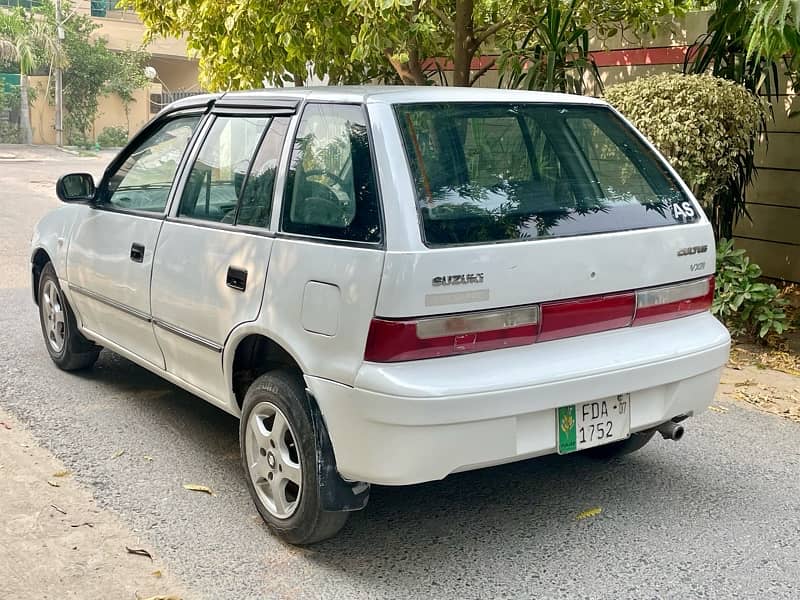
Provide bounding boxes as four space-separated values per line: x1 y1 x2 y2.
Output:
262 102 385 386
375 101 715 320
149 104 293 401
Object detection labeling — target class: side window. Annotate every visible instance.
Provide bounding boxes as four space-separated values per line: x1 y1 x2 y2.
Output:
282 104 381 243
178 116 269 224
236 117 290 228
105 115 200 213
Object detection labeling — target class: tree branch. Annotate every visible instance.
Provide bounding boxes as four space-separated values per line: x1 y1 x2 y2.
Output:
429 5 455 30
473 19 511 49
469 56 496 86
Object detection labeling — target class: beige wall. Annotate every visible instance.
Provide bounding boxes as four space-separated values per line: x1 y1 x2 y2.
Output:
29 76 161 146
150 56 202 92
73 0 193 58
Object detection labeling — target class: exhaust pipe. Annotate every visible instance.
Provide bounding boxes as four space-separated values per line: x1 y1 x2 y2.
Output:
657 421 685 441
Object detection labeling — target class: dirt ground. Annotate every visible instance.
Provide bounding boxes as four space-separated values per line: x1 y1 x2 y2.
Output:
0 409 184 600
716 343 800 423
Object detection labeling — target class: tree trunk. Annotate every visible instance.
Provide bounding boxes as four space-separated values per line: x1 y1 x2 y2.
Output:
384 47 428 85
452 0 475 86
19 73 33 145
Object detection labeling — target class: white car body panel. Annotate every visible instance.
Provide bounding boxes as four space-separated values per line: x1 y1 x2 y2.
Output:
66 207 165 368
31 86 731 489
149 221 274 401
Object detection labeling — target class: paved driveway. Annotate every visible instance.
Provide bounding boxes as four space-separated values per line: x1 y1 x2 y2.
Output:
1 146 799 599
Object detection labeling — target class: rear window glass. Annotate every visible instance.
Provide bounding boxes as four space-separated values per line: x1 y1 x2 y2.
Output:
394 103 698 246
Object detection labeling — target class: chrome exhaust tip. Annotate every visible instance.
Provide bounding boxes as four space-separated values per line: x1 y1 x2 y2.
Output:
657 421 685 441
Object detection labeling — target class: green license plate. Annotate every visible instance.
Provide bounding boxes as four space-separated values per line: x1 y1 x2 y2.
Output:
557 394 631 454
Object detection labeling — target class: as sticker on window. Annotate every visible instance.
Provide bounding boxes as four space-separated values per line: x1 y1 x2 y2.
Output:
672 201 696 220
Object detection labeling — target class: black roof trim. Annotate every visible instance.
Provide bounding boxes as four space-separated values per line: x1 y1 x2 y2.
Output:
216 94 300 110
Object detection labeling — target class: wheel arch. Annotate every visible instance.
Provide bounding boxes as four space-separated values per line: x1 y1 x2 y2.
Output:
225 327 308 413
31 247 53 305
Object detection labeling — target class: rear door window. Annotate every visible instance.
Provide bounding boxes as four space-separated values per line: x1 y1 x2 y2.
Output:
177 115 270 224
281 103 381 244
395 103 696 246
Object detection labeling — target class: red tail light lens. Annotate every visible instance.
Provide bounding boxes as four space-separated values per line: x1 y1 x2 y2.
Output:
365 276 714 362
364 306 539 362
538 292 635 342
632 276 714 326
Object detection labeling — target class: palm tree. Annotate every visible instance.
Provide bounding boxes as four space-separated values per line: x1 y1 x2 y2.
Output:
0 10 64 144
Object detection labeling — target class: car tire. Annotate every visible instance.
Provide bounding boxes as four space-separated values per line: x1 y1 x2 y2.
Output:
37 262 100 371
240 370 349 545
582 429 656 460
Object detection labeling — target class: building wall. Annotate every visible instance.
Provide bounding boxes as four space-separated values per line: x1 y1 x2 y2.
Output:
29 76 161 146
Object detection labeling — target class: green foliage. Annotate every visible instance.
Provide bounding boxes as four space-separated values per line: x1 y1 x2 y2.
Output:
0 83 21 142
747 0 800 79
96 125 128 148
686 0 800 97
604 73 764 239
498 0 601 94
53 1 150 144
713 239 789 339
124 0 698 90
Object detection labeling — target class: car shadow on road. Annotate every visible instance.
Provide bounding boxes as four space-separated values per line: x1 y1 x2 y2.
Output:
71 347 712 594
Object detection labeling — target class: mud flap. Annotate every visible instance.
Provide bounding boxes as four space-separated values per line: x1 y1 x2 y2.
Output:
306 391 370 512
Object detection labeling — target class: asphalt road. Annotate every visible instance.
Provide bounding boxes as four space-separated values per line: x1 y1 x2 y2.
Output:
2 147 800 599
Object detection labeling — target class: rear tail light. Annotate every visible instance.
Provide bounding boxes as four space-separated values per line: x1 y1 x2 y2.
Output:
632 276 714 326
538 292 635 342
365 276 714 362
364 307 539 362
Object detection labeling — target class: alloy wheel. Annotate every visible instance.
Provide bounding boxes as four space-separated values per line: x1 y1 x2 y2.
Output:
245 401 303 519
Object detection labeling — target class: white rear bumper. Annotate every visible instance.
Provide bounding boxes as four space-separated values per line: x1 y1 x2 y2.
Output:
307 313 730 485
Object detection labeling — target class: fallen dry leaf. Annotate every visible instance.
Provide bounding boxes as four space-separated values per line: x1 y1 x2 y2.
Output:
139 596 181 600
111 449 126 459
125 546 153 560
576 507 602 520
143 455 154 462
46 480 60 488
734 379 756 388
709 405 729 413
52 470 70 478
151 570 162 578
50 504 67 515
0 421 11 430
70 522 94 528
183 483 215 496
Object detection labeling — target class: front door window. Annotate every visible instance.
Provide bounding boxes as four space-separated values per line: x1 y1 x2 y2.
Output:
104 116 200 213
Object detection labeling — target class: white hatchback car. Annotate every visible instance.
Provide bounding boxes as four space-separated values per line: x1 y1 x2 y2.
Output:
32 87 730 544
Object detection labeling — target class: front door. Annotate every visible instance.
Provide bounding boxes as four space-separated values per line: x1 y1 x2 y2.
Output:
150 112 291 401
67 115 202 368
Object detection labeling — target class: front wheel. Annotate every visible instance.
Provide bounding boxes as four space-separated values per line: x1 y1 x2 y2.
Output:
240 370 349 545
37 263 100 371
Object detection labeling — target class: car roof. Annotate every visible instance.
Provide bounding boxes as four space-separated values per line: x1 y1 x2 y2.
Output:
214 85 608 107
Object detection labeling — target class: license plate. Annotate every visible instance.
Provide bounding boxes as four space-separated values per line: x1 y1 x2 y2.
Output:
557 395 631 454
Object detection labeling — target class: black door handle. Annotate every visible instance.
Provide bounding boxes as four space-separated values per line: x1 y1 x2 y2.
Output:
226 266 247 292
130 243 145 263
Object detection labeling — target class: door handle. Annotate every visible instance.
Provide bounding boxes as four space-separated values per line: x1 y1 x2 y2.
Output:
130 243 145 263
226 266 247 292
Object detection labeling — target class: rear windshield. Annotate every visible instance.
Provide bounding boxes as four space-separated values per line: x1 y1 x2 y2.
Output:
394 103 698 246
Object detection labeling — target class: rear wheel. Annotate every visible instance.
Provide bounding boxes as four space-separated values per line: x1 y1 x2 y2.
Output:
240 370 349 545
582 430 655 460
37 263 100 371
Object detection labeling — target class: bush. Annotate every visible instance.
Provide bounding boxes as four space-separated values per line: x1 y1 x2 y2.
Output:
712 239 789 340
604 73 764 238
96 126 128 148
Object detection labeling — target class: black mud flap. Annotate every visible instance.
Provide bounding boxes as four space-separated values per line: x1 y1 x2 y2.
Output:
306 391 370 512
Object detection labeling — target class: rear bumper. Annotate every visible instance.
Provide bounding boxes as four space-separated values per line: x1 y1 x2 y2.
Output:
307 313 730 485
